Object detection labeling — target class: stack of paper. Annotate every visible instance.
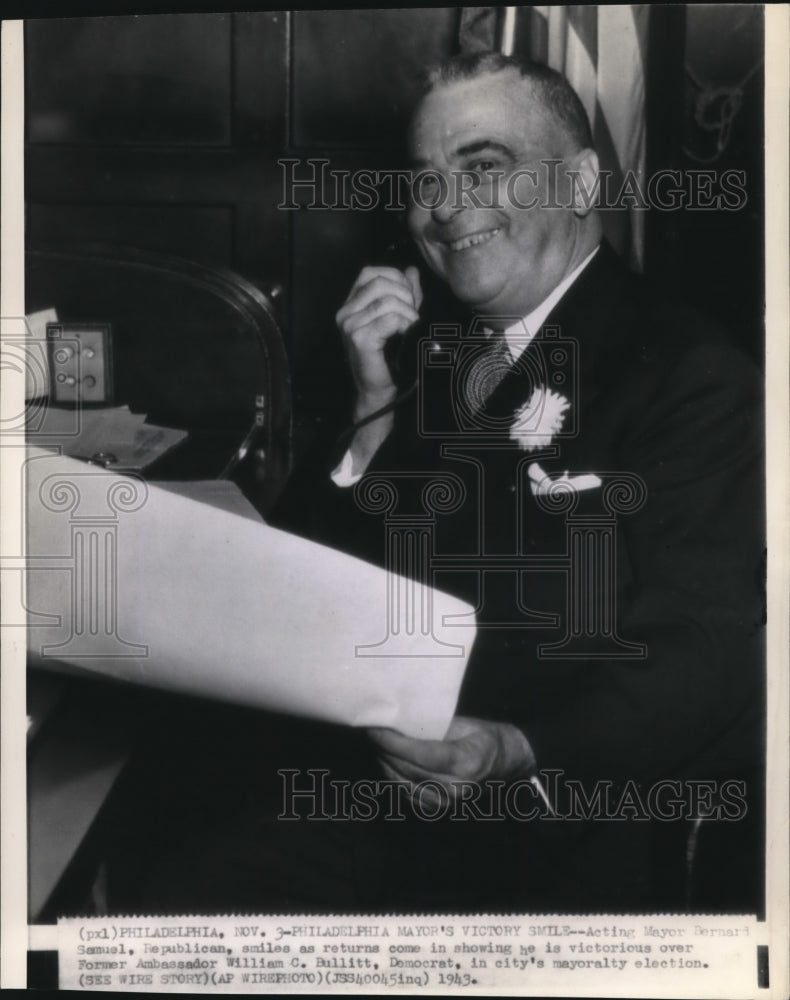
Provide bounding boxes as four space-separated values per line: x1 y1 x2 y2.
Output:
25 450 474 740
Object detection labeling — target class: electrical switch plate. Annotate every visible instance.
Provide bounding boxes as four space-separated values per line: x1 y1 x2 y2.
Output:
47 323 113 405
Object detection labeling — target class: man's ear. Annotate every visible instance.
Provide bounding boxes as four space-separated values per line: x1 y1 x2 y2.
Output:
567 148 600 217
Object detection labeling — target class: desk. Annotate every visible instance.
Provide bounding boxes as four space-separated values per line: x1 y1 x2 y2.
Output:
27 678 134 921
27 479 265 921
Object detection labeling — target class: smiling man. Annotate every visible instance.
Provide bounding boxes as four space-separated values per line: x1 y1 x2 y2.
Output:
145 53 764 916
269 52 765 913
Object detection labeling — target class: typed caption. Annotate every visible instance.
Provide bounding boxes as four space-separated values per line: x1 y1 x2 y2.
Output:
36 912 765 996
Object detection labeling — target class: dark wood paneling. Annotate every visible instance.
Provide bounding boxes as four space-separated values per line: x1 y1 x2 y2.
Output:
291 8 459 149
27 203 234 268
26 14 233 147
233 11 287 147
25 146 287 290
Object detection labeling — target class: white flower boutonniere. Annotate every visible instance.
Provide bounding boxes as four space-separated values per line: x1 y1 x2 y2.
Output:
509 387 570 451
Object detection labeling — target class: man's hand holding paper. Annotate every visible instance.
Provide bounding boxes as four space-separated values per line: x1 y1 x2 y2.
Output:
368 715 536 809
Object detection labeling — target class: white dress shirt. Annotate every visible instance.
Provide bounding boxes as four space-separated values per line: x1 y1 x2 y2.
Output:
332 246 599 486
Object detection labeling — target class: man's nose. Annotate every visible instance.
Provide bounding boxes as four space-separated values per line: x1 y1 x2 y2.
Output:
430 175 464 224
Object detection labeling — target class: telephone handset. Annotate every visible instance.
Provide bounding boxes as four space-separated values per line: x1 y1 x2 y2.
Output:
332 240 425 453
379 239 429 391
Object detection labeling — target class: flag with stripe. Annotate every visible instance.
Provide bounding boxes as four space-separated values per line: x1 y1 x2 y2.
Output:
459 6 650 270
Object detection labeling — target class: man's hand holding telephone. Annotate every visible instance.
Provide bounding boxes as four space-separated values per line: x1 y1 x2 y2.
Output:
335 264 423 476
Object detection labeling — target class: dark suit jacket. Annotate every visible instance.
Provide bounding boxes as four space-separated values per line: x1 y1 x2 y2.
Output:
271 242 765 909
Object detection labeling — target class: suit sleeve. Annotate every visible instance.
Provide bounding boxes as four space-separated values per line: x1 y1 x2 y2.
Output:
267 407 414 567
513 341 764 784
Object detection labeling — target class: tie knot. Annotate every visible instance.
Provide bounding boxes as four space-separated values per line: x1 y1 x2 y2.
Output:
462 332 512 412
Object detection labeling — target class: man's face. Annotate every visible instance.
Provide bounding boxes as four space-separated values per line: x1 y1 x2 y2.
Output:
407 70 588 317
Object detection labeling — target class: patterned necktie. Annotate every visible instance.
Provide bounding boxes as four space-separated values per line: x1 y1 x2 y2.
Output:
462 328 512 413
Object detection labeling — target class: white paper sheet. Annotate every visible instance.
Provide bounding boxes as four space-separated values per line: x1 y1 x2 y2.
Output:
24 449 474 739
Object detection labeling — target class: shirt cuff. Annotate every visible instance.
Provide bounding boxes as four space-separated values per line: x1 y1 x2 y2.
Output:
330 449 363 487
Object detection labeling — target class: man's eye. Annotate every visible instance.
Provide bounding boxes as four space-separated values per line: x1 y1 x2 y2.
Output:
471 160 499 175
411 169 439 186
410 170 446 207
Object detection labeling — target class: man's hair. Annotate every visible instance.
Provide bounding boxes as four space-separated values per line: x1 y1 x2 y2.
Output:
422 52 594 152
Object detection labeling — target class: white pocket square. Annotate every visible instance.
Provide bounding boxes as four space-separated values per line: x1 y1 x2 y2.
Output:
528 462 602 497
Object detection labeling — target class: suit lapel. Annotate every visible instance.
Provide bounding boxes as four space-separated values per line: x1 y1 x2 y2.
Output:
480 242 633 430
